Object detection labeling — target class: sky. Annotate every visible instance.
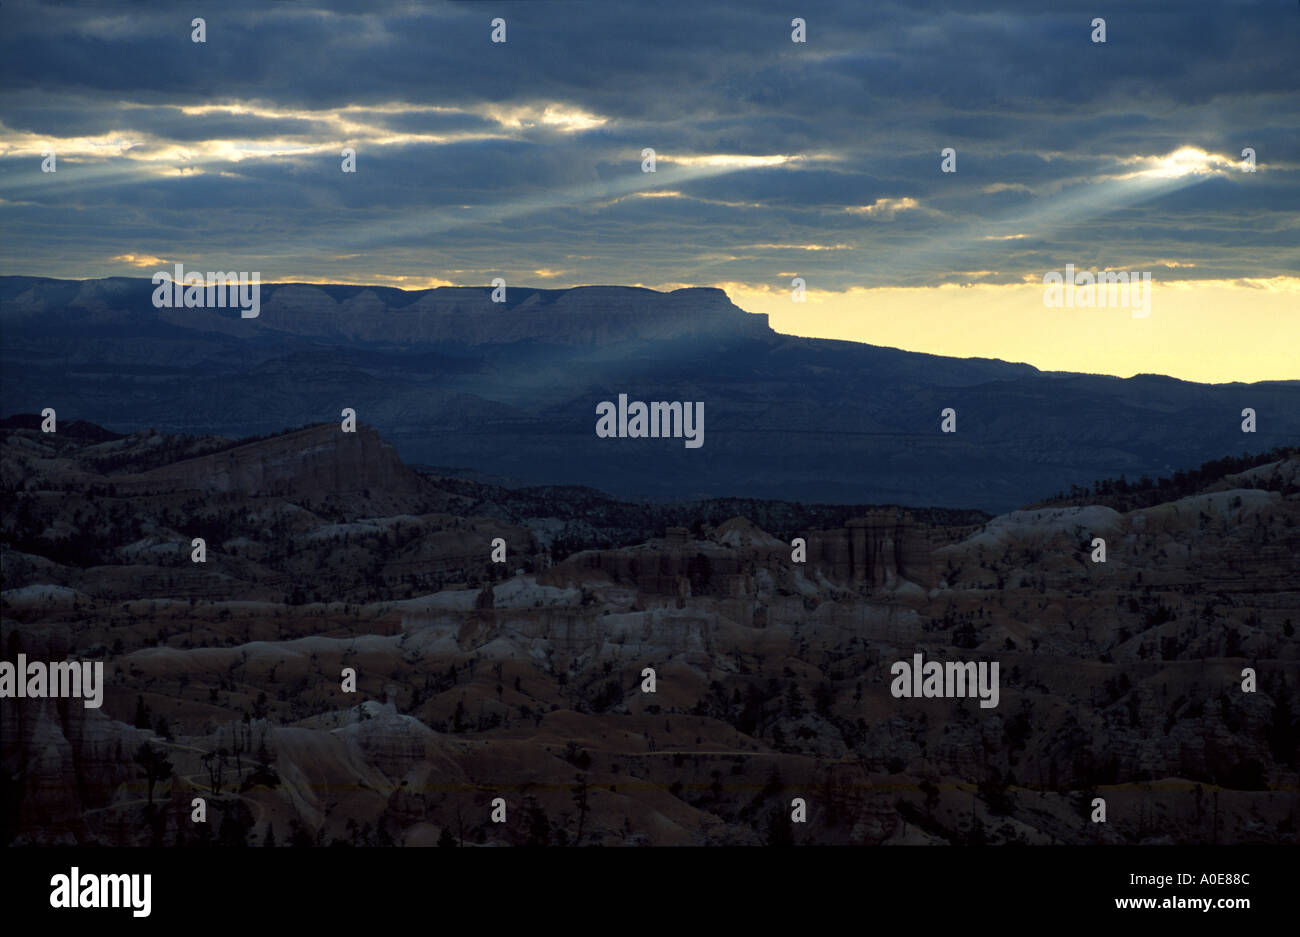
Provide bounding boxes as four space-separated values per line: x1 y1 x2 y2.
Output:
0 0 1296 383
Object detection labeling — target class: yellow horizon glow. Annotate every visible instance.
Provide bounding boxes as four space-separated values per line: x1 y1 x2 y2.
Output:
719 278 1300 385
70 268 1299 384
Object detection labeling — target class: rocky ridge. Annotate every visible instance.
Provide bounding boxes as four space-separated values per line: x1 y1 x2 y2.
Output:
2 423 1295 846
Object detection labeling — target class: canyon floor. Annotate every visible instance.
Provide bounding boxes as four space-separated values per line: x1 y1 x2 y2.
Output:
2 420 1296 846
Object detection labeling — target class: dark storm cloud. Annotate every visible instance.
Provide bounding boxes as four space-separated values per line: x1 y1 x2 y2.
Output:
0 0 1296 288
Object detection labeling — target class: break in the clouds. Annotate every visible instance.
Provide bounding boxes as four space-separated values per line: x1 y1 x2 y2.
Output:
0 0 1297 293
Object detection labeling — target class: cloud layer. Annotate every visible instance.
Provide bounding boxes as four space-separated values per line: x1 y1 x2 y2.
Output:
1 0 1296 296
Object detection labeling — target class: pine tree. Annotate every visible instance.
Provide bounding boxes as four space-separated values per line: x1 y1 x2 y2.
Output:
133 741 173 807
134 695 151 731
572 774 590 846
766 807 793 846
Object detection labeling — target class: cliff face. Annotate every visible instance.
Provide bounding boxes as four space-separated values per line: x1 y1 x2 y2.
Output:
115 423 425 500
0 630 149 846
805 512 934 589
550 513 933 596
249 284 773 346
0 277 773 348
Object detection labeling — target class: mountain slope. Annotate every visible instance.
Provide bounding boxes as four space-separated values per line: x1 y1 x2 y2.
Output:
3 276 1296 512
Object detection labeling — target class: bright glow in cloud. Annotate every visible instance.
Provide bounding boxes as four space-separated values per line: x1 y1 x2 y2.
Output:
848 147 1242 286
111 253 167 267
0 129 142 159
846 196 921 218
328 154 808 249
279 273 457 290
745 242 853 251
662 153 794 169
1115 146 1238 181
482 103 608 133
0 97 608 181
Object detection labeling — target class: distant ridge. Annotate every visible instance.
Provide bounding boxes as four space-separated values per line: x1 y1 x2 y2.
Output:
3 275 1298 511
0 276 773 347
0 413 124 442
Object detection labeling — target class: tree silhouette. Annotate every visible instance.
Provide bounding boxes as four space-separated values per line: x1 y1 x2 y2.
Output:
524 798 551 846
133 741 173 807
572 774 590 846
766 806 794 846
202 750 225 795
133 695 151 731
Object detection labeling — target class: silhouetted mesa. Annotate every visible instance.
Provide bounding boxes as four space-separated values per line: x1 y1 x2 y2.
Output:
5 277 1297 511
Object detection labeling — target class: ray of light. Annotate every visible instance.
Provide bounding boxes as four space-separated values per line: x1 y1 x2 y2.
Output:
854 148 1240 285
320 155 802 252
